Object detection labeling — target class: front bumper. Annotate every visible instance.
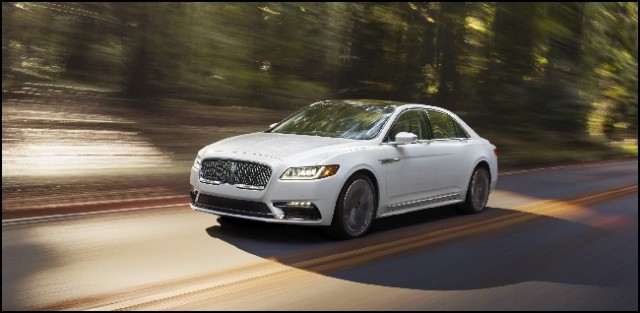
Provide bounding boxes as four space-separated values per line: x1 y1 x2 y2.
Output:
190 165 342 226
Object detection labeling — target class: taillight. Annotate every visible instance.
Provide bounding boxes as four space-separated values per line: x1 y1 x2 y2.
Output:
493 148 499 156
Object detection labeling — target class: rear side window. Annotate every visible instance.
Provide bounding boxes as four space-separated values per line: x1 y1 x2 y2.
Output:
427 110 468 139
453 120 469 138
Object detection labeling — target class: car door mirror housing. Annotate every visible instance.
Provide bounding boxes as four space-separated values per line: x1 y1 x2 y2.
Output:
395 132 418 145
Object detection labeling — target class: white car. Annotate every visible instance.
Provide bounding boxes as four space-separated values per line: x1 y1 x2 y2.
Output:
190 100 498 239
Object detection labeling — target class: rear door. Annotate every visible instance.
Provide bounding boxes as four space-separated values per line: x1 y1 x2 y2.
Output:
424 109 474 194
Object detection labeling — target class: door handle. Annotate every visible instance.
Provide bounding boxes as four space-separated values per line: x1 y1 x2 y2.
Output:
380 157 401 164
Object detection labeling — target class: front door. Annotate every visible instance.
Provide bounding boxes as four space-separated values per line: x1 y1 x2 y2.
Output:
384 109 440 207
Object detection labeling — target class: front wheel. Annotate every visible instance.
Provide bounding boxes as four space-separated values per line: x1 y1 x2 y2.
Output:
328 174 376 239
459 166 490 214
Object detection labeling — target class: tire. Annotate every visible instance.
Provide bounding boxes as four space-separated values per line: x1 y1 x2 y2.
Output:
328 174 377 239
459 166 490 214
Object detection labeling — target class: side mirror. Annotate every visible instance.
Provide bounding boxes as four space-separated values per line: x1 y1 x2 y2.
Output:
395 132 418 145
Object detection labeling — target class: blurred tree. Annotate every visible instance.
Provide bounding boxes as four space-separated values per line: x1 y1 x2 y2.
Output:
480 3 541 127
540 2 588 135
582 2 638 140
435 2 466 109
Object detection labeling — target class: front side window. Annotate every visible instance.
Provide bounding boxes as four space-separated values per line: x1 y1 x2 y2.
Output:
427 110 467 139
386 110 428 142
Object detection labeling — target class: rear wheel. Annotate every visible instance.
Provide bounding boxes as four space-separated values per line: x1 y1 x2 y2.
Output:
328 174 376 239
459 166 490 214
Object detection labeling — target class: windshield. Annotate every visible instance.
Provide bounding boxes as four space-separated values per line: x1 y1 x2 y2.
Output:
269 101 396 140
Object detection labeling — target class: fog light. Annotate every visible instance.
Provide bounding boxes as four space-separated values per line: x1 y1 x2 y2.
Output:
273 201 321 221
287 201 313 208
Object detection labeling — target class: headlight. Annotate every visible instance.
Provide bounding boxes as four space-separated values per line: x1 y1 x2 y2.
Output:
280 165 340 180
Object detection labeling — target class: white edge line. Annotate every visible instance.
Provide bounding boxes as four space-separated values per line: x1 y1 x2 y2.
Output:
6 195 187 211
2 203 188 227
499 159 636 176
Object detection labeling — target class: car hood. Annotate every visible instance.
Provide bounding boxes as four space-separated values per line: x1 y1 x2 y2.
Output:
199 132 366 165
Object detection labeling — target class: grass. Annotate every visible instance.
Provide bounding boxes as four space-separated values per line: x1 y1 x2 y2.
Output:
615 141 638 157
480 129 637 171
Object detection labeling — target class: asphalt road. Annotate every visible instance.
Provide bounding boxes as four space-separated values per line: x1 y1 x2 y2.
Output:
2 160 637 310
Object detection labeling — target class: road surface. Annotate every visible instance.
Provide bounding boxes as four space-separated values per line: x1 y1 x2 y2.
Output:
2 160 637 310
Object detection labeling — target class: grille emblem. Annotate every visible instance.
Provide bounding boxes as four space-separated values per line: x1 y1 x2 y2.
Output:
230 162 237 176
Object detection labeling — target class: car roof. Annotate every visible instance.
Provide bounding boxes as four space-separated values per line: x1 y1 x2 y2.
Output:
321 99 447 111
324 99 407 107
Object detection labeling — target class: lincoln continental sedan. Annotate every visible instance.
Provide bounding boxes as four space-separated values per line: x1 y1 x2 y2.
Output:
190 100 498 239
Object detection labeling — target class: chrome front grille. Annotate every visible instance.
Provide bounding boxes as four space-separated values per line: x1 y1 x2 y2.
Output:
200 159 272 190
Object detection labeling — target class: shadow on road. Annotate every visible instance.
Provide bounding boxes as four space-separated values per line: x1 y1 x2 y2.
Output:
205 204 635 291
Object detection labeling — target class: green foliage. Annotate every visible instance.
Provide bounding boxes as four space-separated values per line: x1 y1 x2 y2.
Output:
2 2 637 138
582 3 638 140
